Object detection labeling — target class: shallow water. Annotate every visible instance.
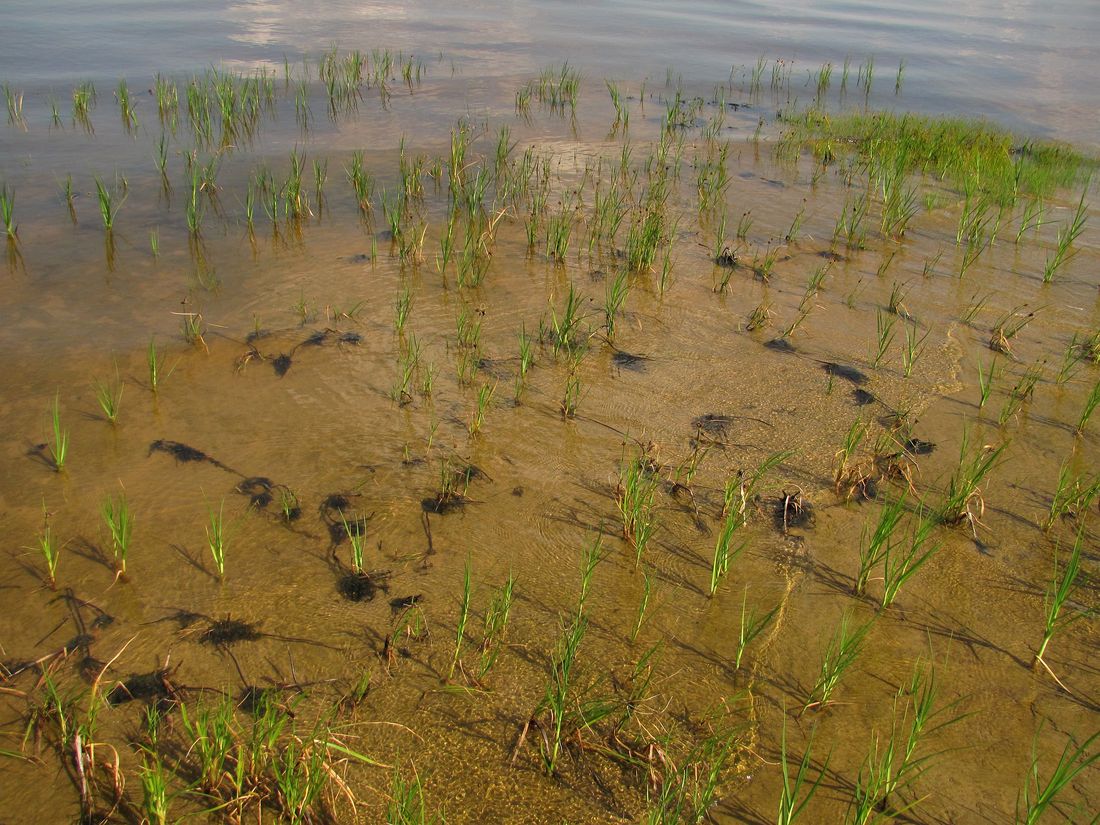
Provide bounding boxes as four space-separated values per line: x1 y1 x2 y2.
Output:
1 6 1099 825
4 0 1100 147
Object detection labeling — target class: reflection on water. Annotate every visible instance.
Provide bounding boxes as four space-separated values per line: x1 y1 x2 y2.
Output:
1 0 1098 145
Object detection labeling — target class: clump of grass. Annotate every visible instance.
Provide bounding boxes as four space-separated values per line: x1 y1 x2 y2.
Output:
147 338 174 393
603 269 630 340
881 508 940 608
1035 524 1092 685
181 312 207 351
72 81 96 131
834 418 870 500
990 305 1037 354
514 324 534 403
346 150 374 214
629 568 653 644
206 499 228 579
803 611 873 712
709 506 747 596
448 558 472 681
138 753 171 825
560 353 583 420
855 494 908 596
777 714 829 825
848 657 963 822
528 538 601 775
101 492 134 578
340 511 369 574
1075 377 1100 436
901 321 932 378
998 360 1045 427
387 767 445 824
872 310 896 368
1016 728 1100 824
547 281 589 353
1 184 16 238
977 355 1001 411
746 299 774 331
644 727 737 824
93 366 124 424
47 392 69 472
778 109 1092 205
477 572 516 680
1044 461 1100 531
93 175 125 232
615 451 660 566
1042 184 1089 283
394 283 412 334
30 502 60 589
940 428 1008 531
734 589 778 669
468 382 495 435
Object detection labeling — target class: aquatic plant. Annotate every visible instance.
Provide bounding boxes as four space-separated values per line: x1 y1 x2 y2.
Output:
0 184 15 238
1075 377 1100 436
548 281 588 353
777 714 829 825
855 494 908 596
1042 185 1088 283
340 511 368 574
469 382 495 435
1016 728 1100 824
803 611 873 712
147 338 174 393
834 417 869 499
394 283 412 334
872 310 896 368
603 269 630 340
881 508 940 608
138 753 171 825
93 367 123 424
734 589 778 669
71 81 96 131
206 499 228 579
709 506 746 596
532 538 601 774
629 568 653 644
940 428 1008 530
448 558 472 680
93 176 124 231
902 321 932 378
1035 524 1091 682
847 658 962 823
48 392 68 472
387 766 444 824
644 728 736 824
1044 462 1100 531
616 452 660 566
977 355 1001 411
30 502 59 589
477 572 516 679
101 492 133 577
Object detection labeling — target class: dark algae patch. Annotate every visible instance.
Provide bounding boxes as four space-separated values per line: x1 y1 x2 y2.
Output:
611 350 649 371
199 617 263 647
106 668 176 706
148 439 234 471
822 361 869 386
692 413 735 438
337 570 390 602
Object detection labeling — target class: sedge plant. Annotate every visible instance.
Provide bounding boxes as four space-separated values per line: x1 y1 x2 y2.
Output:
48 392 69 471
206 499 228 579
804 611 873 712
1035 523 1092 683
101 492 134 577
